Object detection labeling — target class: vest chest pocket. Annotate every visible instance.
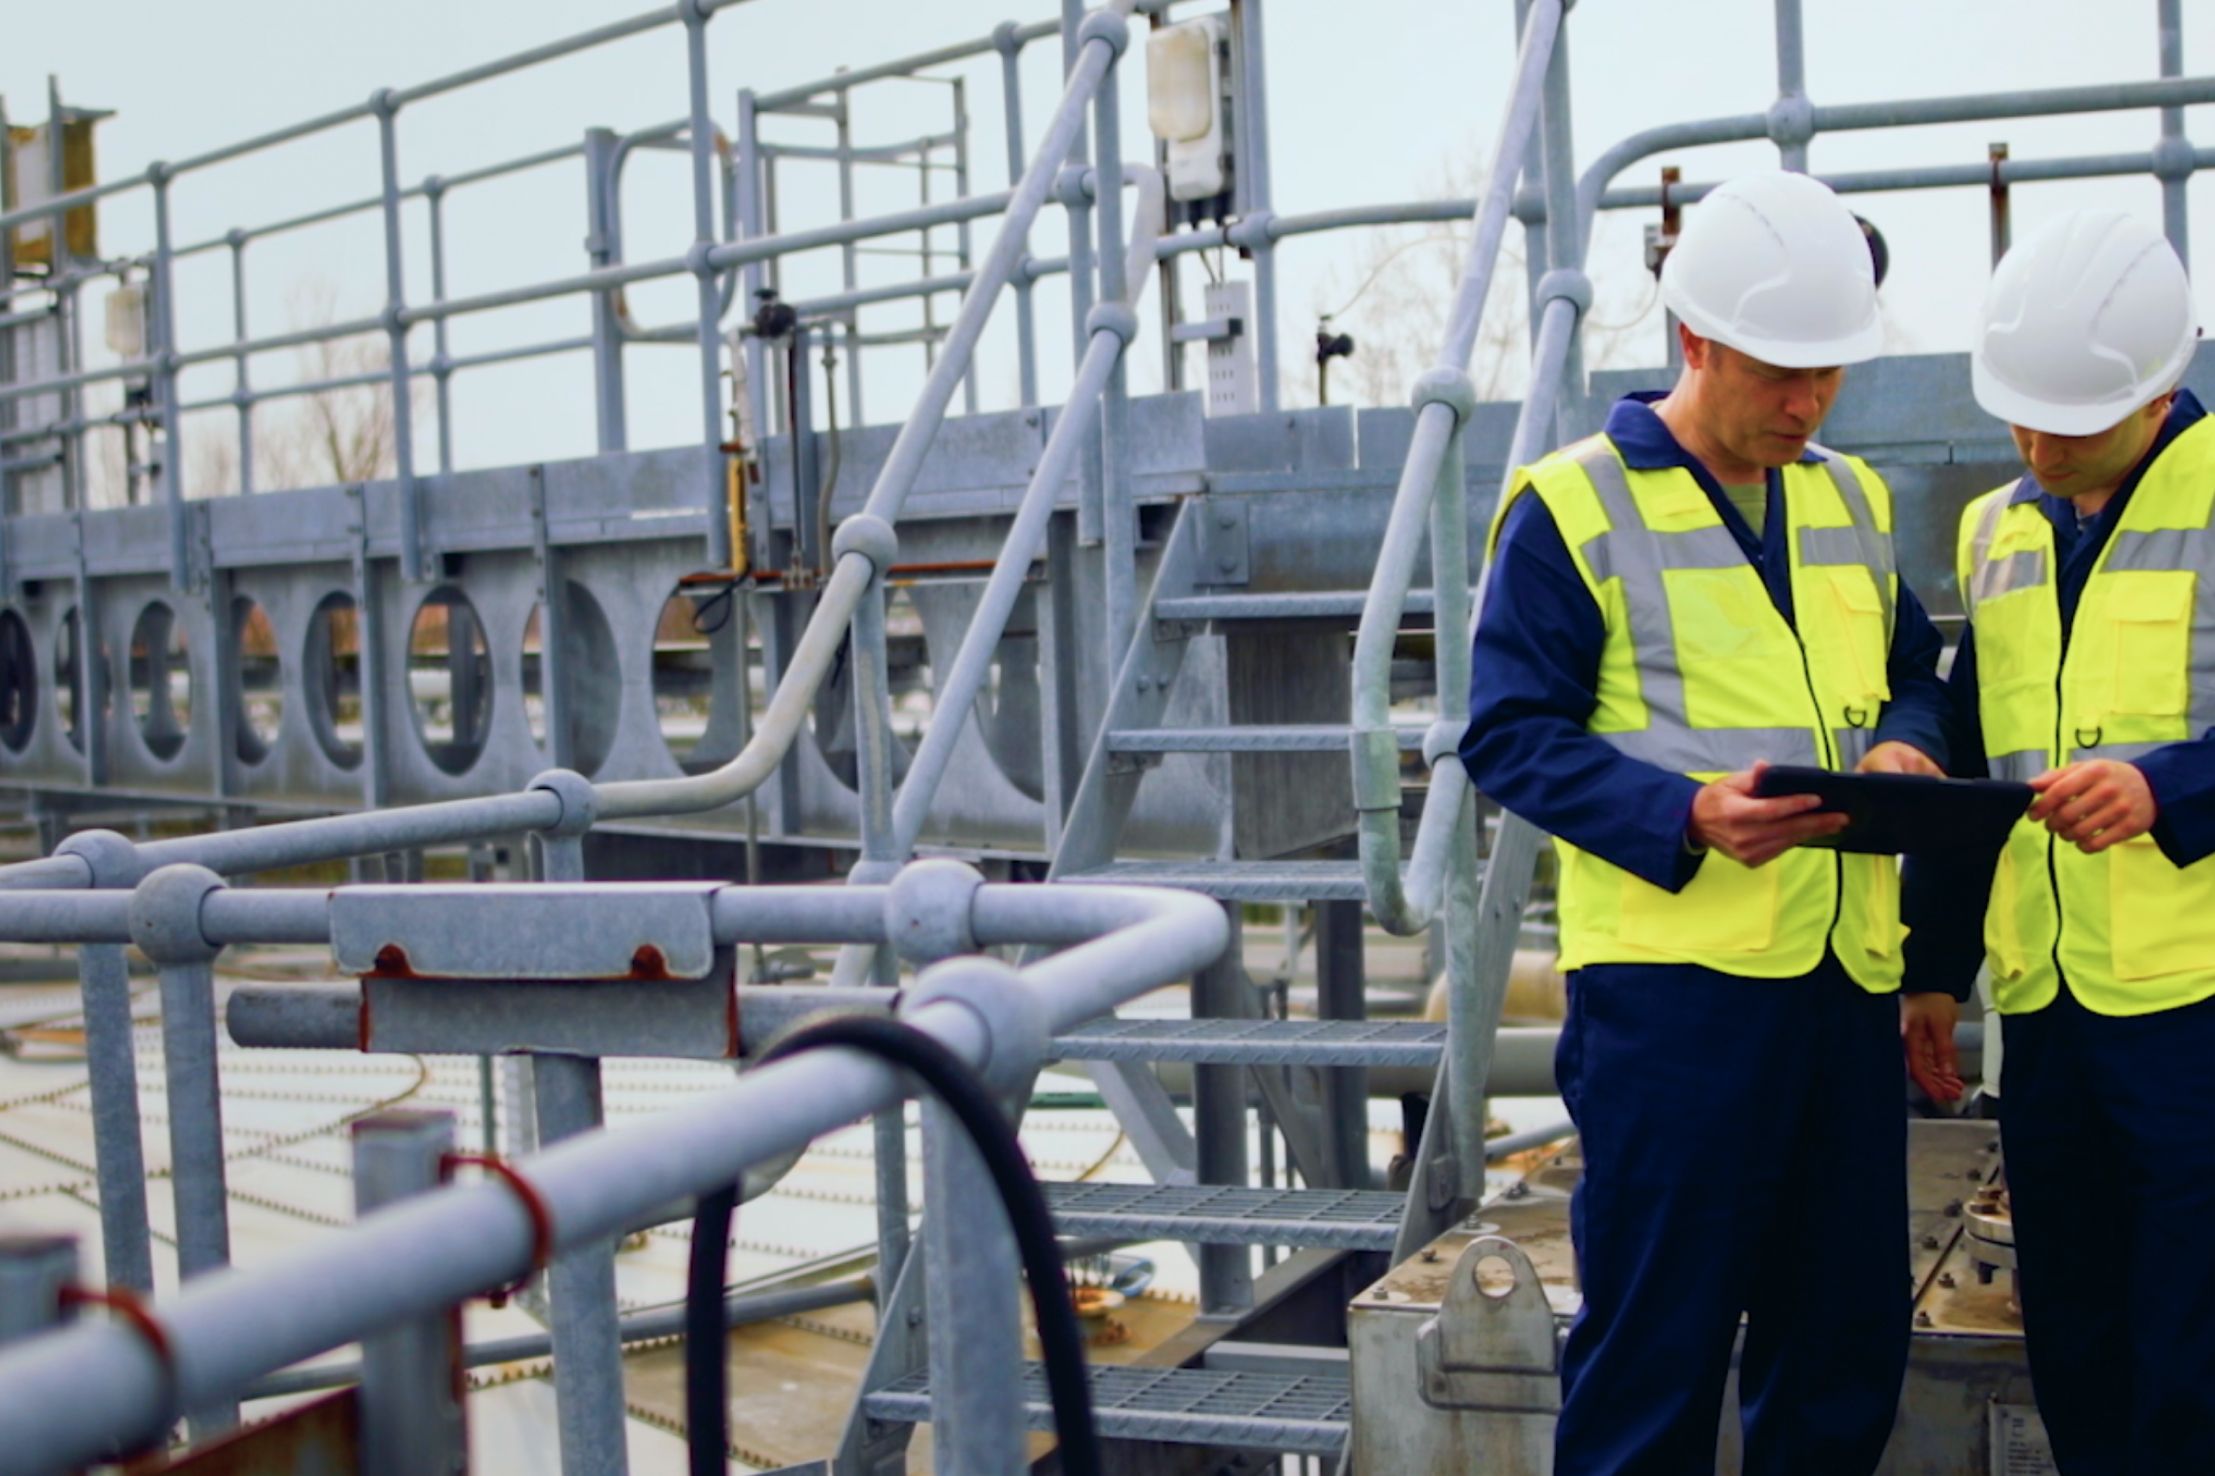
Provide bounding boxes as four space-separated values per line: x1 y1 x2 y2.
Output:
2100 575 2194 719
1804 565 1892 713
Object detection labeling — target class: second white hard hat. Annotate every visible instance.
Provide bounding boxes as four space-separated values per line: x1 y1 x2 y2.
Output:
1660 169 1884 369
1973 210 2198 437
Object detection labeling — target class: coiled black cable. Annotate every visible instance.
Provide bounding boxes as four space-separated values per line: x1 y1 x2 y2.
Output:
685 1013 1099 1476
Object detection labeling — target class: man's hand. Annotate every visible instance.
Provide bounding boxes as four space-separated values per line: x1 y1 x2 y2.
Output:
1688 762 1850 867
1899 992 1963 1104
2027 760 2157 853
1858 741 1944 778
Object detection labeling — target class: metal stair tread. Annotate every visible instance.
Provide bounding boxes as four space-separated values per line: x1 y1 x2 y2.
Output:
861 1362 1351 1455
1053 859 1373 902
1154 590 1437 624
1105 723 1428 753
1054 1015 1445 1067
1042 1181 1406 1251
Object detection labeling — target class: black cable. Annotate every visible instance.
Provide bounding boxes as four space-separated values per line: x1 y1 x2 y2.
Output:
684 1014 1100 1476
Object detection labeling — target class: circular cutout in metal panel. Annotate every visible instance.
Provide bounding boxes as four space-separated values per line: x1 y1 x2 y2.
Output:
233 596 282 766
304 592 364 771
407 586 492 776
0 609 35 753
652 581 755 775
522 580 620 778
128 601 193 763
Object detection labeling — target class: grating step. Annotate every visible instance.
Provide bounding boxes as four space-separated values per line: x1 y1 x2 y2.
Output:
1055 859 1372 902
1055 1016 1445 1068
1154 590 1436 625
861 1362 1351 1455
1042 1181 1406 1252
1106 723 1428 754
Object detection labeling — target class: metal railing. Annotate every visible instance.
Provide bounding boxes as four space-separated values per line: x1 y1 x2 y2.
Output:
1343 0 2205 1197
0 862 1228 1474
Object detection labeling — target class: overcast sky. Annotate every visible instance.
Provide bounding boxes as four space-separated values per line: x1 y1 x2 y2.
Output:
8 1 2214 479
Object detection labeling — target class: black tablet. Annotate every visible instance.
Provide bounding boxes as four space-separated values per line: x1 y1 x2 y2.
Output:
1750 766 2034 855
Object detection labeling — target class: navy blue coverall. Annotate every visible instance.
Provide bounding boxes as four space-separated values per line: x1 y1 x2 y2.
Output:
1903 390 2215 1476
1462 394 1951 1476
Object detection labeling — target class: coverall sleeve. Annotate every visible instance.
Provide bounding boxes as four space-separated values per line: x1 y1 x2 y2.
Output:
1459 493 1705 893
1869 580 1951 770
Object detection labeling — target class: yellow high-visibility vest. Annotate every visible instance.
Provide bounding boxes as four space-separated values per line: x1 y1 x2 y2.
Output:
1490 435 1904 990
1958 414 2215 1016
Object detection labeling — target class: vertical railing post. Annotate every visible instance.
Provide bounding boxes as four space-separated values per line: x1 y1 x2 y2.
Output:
148 166 190 590
1193 903 1255 1311
1533 0 1584 437
849 574 901 986
46 82 88 518
735 88 770 449
425 176 458 476
0 1234 76 1348
1060 0 1103 545
1427 418 1490 1197
920 1097 1024 1474
527 824 629 1476
995 24 1041 408
126 864 237 1437
582 129 630 454
1771 0 1811 172
952 76 983 415
0 93 15 533
227 233 253 494
682 1 733 572
2156 0 2191 262
79 938 155 1296
1089 18 1138 662
1234 0 1280 413
354 1111 467 1476
370 91 425 583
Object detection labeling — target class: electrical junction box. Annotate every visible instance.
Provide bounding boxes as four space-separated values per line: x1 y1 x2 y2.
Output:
104 282 145 359
1146 13 1235 204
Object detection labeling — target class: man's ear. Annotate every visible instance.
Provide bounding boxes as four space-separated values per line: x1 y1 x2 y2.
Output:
1677 322 1710 370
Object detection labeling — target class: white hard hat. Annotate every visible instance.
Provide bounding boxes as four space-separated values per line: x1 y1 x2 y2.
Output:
1973 210 2198 436
1660 169 1884 369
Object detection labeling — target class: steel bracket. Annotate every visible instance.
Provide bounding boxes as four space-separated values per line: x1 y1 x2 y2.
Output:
1414 1236 1561 1414
1195 495 1250 587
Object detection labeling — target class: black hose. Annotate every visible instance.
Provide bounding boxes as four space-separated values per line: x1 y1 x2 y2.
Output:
684 1014 1100 1476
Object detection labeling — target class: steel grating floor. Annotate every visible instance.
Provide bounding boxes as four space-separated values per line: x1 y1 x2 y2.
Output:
1056 859 1375 902
1054 1015 1447 1067
862 1362 1353 1455
1042 1181 1406 1251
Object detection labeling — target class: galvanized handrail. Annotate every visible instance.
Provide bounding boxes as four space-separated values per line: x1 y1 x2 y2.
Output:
822 162 1166 989
1348 0 1563 937
0 0 1139 884
0 869 1229 1475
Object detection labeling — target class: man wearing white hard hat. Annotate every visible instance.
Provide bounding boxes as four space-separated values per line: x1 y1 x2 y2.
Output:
1901 208 2213 1471
1460 169 1951 1473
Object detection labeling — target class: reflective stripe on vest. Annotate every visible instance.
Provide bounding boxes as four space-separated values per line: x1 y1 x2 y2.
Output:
1497 435 1905 990
1959 414 2215 1016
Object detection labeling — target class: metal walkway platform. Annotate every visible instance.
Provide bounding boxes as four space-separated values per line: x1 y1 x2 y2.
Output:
1056 859 1373 902
1042 1181 1406 1251
1053 1015 1446 1067
861 1362 1353 1456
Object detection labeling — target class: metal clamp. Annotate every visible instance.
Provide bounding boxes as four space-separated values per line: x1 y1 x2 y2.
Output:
1414 1236 1561 1414
440 1153 555 1307
59 1283 179 1447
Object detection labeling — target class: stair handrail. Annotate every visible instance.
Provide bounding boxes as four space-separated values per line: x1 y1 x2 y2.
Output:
1348 0 1565 937
0 0 1140 891
821 164 1167 989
